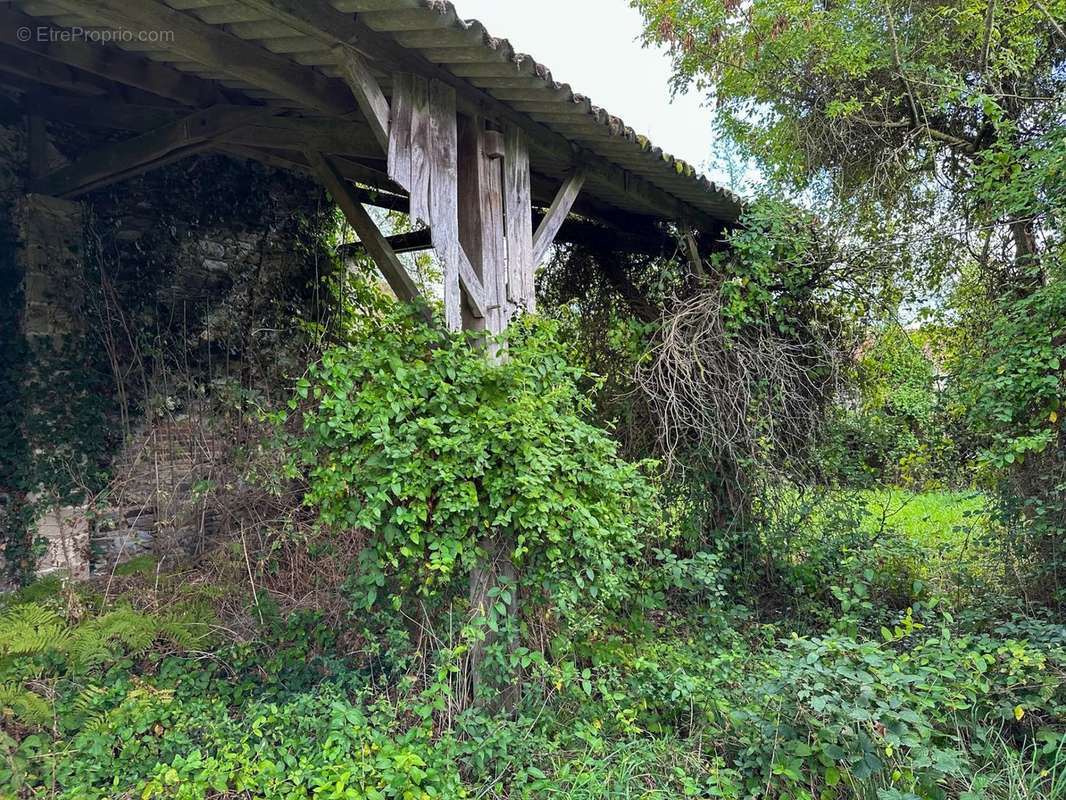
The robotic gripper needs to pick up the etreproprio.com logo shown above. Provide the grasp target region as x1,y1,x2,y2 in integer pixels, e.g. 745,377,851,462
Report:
16,25,175,44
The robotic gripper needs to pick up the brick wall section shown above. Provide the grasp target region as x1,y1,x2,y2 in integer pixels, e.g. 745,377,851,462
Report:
93,412,224,570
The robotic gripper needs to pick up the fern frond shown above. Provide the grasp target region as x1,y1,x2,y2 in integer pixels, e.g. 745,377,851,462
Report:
0,682,51,727
0,602,69,658
70,684,107,717
67,606,160,667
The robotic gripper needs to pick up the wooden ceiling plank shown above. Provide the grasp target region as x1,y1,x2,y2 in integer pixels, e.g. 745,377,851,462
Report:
0,8,227,106
188,5,267,25
42,0,356,114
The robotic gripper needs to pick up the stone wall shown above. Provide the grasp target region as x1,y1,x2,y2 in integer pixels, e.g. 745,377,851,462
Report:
17,194,84,342
0,106,334,585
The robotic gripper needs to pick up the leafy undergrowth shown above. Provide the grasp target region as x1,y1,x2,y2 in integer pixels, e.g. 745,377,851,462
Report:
858,489,1001,600
2,561,1063,800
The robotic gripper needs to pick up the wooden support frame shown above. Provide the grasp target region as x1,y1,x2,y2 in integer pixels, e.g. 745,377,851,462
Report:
214,0,719,229
337,48,390,152
32,105,271,197
682,227,707,280
532,168,586,266
340,214,679,260
304,149,424,312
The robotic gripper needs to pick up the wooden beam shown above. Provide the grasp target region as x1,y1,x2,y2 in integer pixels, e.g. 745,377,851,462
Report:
340,214,682,259
532,169,586,266
43,0,356,114
337,231,429,257
219,119,382,157
28,94,185,131
304,149,424,311
457,250,487,320
214,144,407,206
0,43,106,96
32,105,269,197
222,0,723,228
336,48,390,151
27,95,385,160
0,7,226,106
27,115,48,179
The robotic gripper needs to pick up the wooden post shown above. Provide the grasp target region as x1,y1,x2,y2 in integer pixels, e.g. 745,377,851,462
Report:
457,115,505,335
682,225,706,280
503,124,535,317
457,114,520,712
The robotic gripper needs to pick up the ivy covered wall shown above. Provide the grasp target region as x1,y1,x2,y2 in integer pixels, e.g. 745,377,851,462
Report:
0,106,337,586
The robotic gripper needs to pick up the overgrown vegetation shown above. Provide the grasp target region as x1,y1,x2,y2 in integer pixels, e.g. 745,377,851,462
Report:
4,275,1064,797
4,0,1065,795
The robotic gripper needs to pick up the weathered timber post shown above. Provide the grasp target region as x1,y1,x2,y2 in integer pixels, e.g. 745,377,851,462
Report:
457,113,521,711
313,56,585,713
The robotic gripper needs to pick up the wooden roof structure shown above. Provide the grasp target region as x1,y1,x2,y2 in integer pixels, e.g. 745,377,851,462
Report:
4,0,742,332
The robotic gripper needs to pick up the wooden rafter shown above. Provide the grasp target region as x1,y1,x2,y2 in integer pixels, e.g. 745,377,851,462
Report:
27,95,385,161
0,7,226,107
32,105,271,197
43,0,356,114
27,95,186,132
0,43,107,96
532,168,587,266
337,49,390,151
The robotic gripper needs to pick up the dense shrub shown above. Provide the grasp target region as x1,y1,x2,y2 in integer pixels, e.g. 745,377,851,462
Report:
950,280,1066,607
289,305,661,625
824,326,959,489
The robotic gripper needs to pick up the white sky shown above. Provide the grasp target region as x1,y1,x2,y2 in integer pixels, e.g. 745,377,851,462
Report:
454,0,732,187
